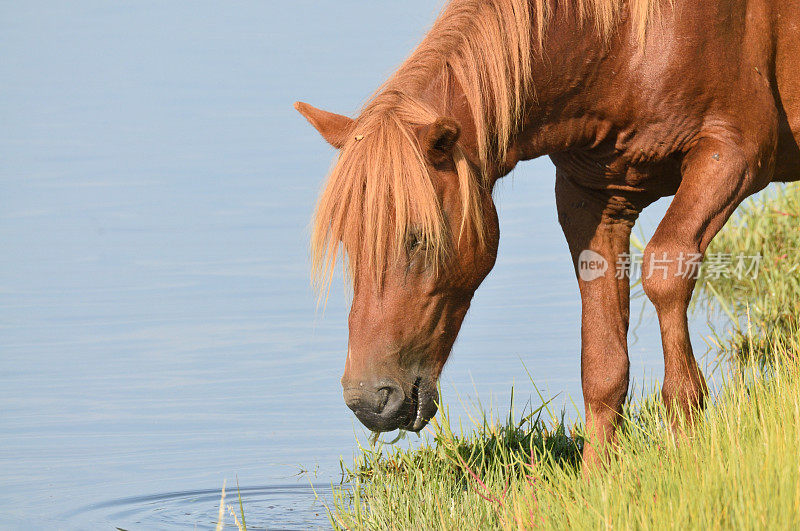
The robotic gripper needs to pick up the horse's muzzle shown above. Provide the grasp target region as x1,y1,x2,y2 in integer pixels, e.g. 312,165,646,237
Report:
342,377,438,432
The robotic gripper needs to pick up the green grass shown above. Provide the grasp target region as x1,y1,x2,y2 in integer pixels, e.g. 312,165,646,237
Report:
696,184,800,364
329,183,800,530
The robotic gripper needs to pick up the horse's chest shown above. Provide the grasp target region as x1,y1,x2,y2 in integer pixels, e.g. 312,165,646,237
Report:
551,140,683,196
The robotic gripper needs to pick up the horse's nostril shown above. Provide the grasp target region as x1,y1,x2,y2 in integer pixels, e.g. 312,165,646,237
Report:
342,380,407,432
376,387,391,413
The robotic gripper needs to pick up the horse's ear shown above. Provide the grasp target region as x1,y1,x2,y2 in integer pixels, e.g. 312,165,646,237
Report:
419,117,461,165
294,101,355,149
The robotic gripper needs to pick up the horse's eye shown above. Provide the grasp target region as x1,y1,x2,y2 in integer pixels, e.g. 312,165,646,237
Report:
406,232,424,253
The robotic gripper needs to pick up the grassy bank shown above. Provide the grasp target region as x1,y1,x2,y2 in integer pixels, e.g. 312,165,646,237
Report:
697,184,800,363
330,183,800,530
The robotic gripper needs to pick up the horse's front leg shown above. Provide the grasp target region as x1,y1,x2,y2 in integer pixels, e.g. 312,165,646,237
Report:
555,171,644,469
641,138,768,424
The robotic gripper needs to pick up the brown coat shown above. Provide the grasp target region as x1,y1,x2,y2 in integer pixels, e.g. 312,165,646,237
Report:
296,0,800,467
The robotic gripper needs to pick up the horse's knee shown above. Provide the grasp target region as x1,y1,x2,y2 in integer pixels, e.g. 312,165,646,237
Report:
582,351,629,414
641,242,696,312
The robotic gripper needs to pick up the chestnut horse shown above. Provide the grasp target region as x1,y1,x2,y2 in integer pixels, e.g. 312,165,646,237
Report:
296,0,800,467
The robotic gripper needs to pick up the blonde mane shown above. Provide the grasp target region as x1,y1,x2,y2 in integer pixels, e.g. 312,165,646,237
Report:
311,0,659,293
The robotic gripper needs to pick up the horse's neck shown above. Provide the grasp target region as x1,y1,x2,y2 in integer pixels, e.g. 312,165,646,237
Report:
394,1,617,181
422,20,608,181
504,20,613,170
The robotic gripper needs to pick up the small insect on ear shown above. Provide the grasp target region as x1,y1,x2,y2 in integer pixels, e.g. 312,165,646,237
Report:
294,101,355,150
419,117,461,165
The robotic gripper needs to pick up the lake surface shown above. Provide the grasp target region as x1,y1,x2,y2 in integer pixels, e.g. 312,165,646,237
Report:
0,2,725,529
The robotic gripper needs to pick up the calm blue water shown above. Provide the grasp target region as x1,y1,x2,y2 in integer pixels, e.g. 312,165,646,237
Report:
0,2,724,529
